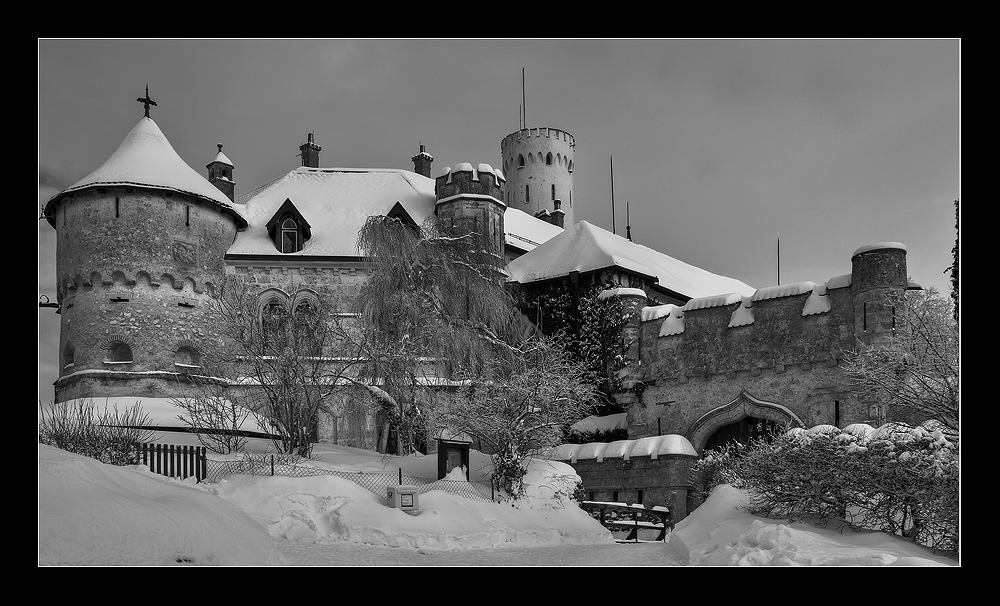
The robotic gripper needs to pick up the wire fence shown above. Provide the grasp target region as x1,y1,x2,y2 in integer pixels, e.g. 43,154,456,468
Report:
206,455,509,503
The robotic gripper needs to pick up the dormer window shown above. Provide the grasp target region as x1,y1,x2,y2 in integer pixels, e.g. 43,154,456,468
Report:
281,218,299,253
265,198,311,254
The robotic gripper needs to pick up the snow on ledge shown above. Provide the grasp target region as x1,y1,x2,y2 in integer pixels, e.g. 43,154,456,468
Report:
728,296,755,327
659,306,685,336
802,283,831,316
548,435,697,463
598,287,647,300
641,304,674,322
684,292,743,311
852,242,906,257
826,274,852,290
752,281,817,302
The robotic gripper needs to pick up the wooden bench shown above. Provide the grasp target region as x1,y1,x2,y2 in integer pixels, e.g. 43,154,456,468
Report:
582,501,673,543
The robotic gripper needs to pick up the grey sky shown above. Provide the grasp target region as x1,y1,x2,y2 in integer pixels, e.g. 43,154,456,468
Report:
37,39,961,402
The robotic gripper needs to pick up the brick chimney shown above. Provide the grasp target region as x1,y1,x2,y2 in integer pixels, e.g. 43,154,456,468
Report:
299,132,321,168
411,144,433,177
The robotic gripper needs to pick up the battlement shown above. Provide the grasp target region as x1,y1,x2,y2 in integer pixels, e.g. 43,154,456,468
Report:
501,127,576,151
435,163,506,202
61,270,217,300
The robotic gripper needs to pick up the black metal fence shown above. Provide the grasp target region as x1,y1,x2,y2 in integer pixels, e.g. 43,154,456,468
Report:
205,454,508,503
139,443,207,482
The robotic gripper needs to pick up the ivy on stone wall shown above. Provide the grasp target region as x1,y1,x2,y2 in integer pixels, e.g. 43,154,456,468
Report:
515,281,628,415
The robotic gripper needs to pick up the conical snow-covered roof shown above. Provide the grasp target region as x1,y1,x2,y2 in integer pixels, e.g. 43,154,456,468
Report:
44,117,245,227
505,221,755,300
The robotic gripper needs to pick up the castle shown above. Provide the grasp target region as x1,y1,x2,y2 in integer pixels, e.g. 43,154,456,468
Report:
42,94,918,461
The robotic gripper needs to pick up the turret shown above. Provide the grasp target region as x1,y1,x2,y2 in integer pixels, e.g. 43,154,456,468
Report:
206,144,235,201
434,163,507,258
42,95,245,403
850,242,909,346
501,127,575,226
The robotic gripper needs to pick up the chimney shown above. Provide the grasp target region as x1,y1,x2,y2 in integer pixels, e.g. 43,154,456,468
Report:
299,132,321,168
551,199,565,228
411,143,434,178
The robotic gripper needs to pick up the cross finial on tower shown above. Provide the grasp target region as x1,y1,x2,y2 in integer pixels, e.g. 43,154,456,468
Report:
137,85,157,118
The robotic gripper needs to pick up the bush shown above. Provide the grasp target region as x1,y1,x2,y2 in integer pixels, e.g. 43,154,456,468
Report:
693,424,959,555
38,400,155,466
564,426,628,444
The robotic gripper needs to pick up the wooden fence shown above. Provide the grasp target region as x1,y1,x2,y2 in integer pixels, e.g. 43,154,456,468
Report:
139,443,207,482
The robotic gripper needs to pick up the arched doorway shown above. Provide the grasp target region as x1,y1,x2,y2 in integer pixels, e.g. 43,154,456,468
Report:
686,390,804,454
703,415,782,452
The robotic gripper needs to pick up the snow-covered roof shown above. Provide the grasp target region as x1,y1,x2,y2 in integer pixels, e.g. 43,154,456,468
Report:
547,434,698,462
230,167,437,257
503,208,564,253
853,242,906,257
505,221,755,300
45,117,245,228
210,149,234,167
230,167,560,258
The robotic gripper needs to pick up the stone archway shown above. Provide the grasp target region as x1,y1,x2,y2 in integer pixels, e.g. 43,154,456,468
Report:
686,390,804,454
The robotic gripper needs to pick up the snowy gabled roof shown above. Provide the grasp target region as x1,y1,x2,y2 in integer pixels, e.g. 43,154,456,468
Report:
503,207,564,254
505,221,755,299
229,167,438,257
230,166,565,259
44,117,245,228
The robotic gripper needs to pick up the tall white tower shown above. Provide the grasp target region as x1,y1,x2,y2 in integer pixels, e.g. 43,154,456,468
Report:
500,127,575,227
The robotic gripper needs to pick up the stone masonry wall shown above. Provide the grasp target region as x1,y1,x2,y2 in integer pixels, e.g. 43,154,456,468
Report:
565,454,698,521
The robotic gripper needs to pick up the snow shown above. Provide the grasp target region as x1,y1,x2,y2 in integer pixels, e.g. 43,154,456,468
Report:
597,287,647,300
658,305,685,336
38,438,958,566
802,283,832,316
45,117,243,225
753,281,818,302
505,221,756,300
548,434,698,463
728,296,755,328
570,412,627,434
503,208,564,254
853,242,907,257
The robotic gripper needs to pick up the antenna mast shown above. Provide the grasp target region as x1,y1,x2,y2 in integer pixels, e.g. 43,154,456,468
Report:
522,68,526,129
626,202,632,242
610,155,616,235
777,238,781,286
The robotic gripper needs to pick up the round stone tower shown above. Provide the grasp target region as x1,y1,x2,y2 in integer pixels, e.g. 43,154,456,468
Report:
501,127,575,226
43,111,247,403
850,242,909,347
434,162,507,258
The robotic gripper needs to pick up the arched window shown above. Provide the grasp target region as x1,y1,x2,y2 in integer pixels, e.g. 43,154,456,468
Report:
294,300,321,355
107,342,133,363
281,218,299,253
517,154,525,168
546,152,553,165
260,295,290,349
175,346,201,367
63,342,75,368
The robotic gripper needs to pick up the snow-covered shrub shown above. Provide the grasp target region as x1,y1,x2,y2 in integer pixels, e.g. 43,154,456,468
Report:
694,425,959,554
38,399,155,466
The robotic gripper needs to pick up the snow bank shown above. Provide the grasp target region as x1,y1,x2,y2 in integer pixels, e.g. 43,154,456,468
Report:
38,444,284,565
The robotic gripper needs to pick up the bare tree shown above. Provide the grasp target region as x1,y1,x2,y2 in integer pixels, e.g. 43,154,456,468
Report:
842,287,959,434
355,216,531,454
356,215,598,491
430,338,600,498
208,276,368,457
171,375,252,454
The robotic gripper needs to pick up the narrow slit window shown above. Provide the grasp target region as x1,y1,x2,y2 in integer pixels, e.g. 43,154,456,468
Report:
115,197,120,218
185,205,190,227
